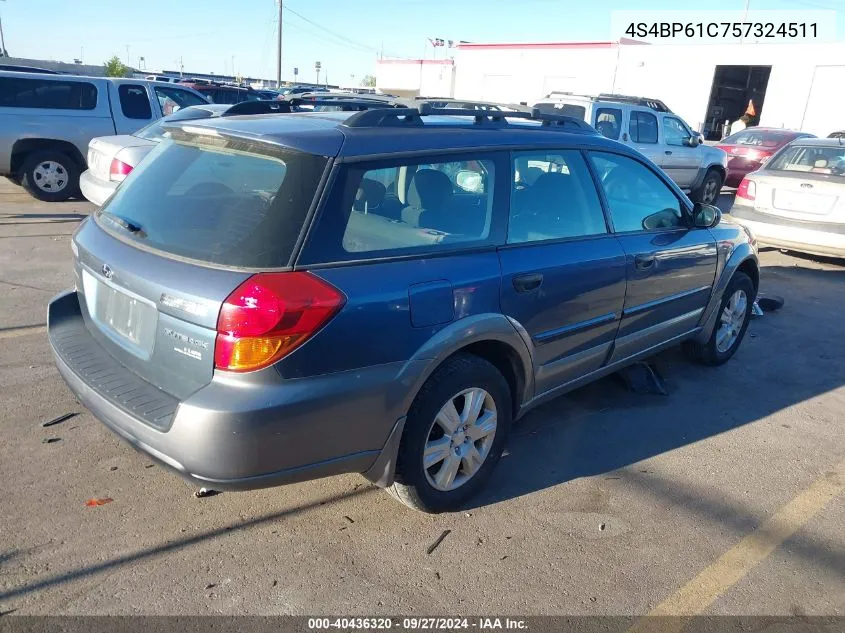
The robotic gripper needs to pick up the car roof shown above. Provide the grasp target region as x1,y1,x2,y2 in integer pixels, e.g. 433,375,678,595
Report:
176,109,629,159
780,137,845,147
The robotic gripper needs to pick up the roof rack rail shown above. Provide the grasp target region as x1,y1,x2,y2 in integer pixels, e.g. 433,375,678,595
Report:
343,103,597,132
222,100,293,116
413,98,528,112
595,93,672,112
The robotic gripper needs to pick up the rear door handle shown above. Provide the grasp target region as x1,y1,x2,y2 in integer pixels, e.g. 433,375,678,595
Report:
635,254,656,270
665,150,673,155
512,273,543,293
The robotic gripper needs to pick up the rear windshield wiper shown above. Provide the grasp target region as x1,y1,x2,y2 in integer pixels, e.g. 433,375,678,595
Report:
100,211,146,238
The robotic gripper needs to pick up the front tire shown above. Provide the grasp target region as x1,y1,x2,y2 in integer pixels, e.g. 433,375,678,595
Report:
686,272,755,366
21,150,80,202
692,168,723,205
388,354,512,513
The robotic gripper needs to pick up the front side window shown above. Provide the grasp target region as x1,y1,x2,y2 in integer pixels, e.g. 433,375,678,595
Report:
630,111,658,144
663,117,692,147
589,152,684,232
594,108,622,140
154,86,208,116
303,155,499,262
509,150,607,243
0,77,97,110
118,84,152,119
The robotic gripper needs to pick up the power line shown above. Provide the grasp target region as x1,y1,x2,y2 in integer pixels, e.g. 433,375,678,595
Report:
283,5,380,53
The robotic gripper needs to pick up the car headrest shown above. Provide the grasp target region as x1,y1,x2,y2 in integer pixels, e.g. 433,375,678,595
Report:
354,178,387,212
531,172,577,207
407,169,453,210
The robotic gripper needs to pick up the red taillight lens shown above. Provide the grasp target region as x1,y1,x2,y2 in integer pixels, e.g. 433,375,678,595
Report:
214,272,345,373
737,178,756,201
745,149,774,163
109,158,133,182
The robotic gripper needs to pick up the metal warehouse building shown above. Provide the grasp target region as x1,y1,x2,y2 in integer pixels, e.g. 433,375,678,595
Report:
376,39,845,138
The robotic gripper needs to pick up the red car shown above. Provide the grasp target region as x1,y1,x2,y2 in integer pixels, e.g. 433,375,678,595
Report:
718,128,815,187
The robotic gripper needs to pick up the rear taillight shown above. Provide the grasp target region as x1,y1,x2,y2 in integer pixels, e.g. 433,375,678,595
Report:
737,178,756,201
214,272,345,373
109,158,133,182
746,149,774,163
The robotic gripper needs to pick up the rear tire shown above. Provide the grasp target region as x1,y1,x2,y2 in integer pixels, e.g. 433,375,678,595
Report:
21,150,80,202
388,354,512,513
692,168,723,205
685,272,755,366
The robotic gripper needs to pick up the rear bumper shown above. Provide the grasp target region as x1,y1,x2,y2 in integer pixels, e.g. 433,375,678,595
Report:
48,290,412,490
79,170,117,207
730,204,845,258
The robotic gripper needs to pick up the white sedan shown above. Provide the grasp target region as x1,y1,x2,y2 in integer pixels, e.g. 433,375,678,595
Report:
730,138,845,259
79,104,229,206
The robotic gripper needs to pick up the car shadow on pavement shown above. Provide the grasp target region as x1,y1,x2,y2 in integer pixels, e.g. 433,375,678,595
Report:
0,487,375,603
471,265,845,516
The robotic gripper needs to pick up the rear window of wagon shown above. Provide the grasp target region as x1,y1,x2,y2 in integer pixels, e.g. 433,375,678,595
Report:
95,136,328,268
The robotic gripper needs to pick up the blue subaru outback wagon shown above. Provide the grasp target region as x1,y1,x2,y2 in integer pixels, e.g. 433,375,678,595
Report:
48,103,758,512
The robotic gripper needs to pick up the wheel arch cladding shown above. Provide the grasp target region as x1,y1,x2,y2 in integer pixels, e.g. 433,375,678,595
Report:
737,257,759,293
12,139,86,175
695,244,758,343
403,314,534,419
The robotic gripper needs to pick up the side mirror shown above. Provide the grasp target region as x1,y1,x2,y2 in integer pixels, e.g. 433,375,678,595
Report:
693,202,721,228
455,170,483,193
683,135,701,147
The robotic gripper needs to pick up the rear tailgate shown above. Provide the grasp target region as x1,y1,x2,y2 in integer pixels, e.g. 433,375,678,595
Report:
71,126,337,401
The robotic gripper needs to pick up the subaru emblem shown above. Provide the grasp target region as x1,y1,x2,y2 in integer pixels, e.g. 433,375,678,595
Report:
800,183,813,189
102,264,114,280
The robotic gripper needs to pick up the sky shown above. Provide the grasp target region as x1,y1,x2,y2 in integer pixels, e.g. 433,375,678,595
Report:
1,0,843,85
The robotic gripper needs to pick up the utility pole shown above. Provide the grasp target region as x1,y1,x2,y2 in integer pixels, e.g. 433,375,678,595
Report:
0,0,7,58
276,0,283,88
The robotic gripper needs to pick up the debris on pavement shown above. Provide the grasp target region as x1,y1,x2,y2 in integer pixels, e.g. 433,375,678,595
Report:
426,529,451,555
41,437,61,444
343,515,355,524
84,498,113,507
758,294,785,312
205,583,216,590
194,488,220,498
41,412,77,428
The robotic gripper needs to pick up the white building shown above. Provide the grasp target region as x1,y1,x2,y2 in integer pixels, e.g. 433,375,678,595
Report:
376,39,845,138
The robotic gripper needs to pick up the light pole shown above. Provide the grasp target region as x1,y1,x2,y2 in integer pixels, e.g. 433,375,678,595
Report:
276,0,283,88
0,0,7,58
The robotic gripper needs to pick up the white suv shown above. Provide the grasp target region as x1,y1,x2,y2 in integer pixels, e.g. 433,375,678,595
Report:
533,93,728,204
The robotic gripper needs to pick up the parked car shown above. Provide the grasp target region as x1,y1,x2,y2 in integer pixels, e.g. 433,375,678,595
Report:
177,81,260,105
716,127,815,187
828,131,845,140
532,92,728,204
80,104,230,206
730,138,845,258
48,105,758,513
0,64,60,74
0,71,209,201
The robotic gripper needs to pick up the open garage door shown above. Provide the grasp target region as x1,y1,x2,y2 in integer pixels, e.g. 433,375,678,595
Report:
801,66,845,138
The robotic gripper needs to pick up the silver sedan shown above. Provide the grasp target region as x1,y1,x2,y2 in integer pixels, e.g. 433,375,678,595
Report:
730,137,845,258
79,104,229,206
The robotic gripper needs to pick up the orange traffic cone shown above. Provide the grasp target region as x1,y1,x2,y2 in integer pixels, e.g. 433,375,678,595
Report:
745,99,757,117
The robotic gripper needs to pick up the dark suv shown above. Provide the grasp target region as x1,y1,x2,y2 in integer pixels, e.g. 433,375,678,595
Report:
48,105,759,512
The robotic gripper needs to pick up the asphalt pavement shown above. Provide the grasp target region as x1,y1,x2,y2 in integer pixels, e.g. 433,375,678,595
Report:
0,180,842,616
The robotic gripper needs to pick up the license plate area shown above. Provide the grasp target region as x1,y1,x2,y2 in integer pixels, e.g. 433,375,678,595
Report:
773,189,834,215
81,269,158,358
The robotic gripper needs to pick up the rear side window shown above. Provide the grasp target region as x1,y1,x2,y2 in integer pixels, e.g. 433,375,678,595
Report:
302,155,501,263
96,138,328,268
0,77,97,110
118,84,152,119
594,108,622,140
510,150,607,243
630,111,658,144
